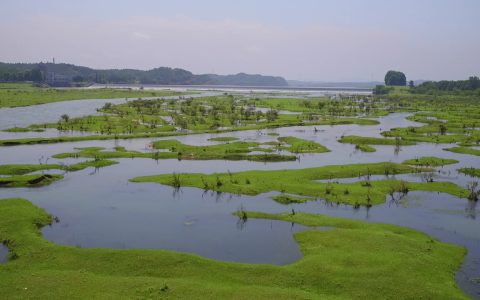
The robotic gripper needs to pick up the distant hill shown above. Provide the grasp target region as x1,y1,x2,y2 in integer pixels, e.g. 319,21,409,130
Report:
0,62,288,87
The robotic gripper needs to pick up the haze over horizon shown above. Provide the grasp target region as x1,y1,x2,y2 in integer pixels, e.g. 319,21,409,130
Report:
1,0,479,82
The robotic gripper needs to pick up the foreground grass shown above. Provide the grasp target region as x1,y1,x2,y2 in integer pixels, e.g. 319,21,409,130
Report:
0,198,468,299
402,156,459,167
130,162,470,206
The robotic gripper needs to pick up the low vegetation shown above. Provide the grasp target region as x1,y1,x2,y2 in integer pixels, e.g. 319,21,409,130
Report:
0,159,118,188
458,168,480,178
131,162,470,206
0,198,468,299
0,83,184,108
402,156,459,167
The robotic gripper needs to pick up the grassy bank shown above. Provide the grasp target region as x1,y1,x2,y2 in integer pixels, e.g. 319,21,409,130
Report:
0,198,467,299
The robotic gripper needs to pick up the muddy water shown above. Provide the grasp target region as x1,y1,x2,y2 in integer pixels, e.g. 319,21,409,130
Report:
0,103,479,296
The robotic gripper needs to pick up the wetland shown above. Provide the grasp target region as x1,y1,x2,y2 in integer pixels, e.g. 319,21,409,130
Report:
0,83,479,298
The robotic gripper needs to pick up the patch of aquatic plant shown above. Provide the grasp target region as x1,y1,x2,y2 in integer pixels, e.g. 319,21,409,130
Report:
0,164,64,175
458,168,480,178
152,139,296,161
0,159,118,179
0,198,468,299
444,146,480,156
131,162,469,206
0,174,63,188
271,194,315,204
339,135,415,146
207,137,240,142
402,156,459,167
53,141,297,162
354,144,376,152
2,94,381,145
276,136,330,153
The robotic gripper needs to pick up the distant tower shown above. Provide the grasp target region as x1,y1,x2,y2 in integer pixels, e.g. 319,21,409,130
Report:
53,57,55,64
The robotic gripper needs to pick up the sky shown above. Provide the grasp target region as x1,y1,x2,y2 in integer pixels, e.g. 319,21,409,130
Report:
0,0,479,81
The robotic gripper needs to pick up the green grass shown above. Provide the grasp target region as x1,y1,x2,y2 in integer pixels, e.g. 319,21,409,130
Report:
0,174,63,187
1,94,381,145
402,156,459,167
0,87,185,108
0,164,63,175
131,162,469,206
277,136,330,153
0,160,118,187
52,141,298,162
380,110,480,145
339,135,415,146
354,144,376,152
444,146,480,156
271,194,315,204
0,198,468,299
63,160,118,172
207,137,240,142
458,168,480,178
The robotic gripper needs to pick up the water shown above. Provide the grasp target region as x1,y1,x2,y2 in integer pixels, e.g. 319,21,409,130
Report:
0,97,479,296
0,244,8,264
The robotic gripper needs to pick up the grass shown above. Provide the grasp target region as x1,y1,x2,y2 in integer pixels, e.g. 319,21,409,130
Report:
277,136,330,153
0,164,63,175
271,194,315,204
52,141,298,162
402,156,459,167
339,135,415,146
0,86,185,108
0,174,63,187
131,162,470,206
458,168,480,178
207,137,240,142
0,198,468,299
354,144,376,152
444,146,480,156
0,159,118,188
1,94,381,146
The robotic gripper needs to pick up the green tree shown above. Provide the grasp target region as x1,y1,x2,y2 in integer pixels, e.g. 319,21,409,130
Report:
384,70,406,86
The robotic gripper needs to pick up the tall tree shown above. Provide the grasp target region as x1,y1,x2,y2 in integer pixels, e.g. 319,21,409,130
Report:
384,70,406,86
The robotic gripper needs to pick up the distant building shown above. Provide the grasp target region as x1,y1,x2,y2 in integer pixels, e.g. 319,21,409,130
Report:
46,71,71,87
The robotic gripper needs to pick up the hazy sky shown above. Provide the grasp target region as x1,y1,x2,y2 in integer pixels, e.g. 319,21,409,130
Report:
1,0,479,81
